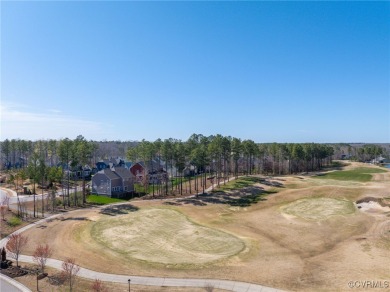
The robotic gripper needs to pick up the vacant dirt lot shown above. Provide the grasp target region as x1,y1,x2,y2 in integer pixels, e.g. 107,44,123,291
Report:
20,162,390,291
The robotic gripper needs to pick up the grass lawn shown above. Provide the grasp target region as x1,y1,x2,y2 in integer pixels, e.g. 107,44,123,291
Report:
86,195,126,205
211,176,277,207
315,167,387,182
215,176,263,191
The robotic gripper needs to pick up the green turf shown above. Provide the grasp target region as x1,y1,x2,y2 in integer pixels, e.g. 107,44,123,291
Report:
216,176,263,191
86,195,126,205
315,167,387,182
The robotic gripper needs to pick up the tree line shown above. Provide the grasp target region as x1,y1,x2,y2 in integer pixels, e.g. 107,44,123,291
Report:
2,135,387,201
335,144,386,162
0,137,101,169
126,134,336,197
2,136,98,218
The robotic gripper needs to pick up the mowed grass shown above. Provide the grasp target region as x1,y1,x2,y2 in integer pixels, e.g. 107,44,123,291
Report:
315,167,387,182
216,176,263,191
86,195,126,205
212,176,276,207
91,208,245,266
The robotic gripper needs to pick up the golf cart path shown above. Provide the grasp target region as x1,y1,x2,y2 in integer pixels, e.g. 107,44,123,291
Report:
17,254,286,292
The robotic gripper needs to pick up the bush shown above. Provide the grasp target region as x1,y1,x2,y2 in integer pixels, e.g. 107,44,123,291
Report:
8,216,22,227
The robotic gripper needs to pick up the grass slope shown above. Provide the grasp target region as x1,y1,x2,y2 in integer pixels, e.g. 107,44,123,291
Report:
315,167,387,182
216,176,264,191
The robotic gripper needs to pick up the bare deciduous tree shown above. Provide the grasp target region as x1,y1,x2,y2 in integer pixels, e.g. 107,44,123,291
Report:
6,233,29,267
19,198,28,219
61,257,80,292
0,205,7,220
33,243,52,273
91,279,109,292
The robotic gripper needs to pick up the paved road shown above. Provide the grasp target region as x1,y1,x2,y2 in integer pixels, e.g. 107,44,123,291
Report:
0,274,31,292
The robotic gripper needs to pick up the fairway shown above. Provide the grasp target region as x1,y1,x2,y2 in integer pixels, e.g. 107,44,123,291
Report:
281,197,356,220
314,167,387,182
91,208,245,266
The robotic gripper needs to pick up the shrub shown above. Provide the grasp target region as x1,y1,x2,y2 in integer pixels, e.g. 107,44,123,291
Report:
8,216,22,227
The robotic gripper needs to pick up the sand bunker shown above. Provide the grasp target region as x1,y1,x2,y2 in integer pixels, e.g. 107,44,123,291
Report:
281,198,355,220
355,197,390,213
91,208,245,265
356,201,390,213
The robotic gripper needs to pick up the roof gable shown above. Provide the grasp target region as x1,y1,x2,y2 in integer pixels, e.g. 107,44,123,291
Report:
112,167,133,179
102,168,121,180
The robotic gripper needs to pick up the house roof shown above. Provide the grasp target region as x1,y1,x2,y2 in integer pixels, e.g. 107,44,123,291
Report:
137,160,163,170
112,167,133,179
101,168,121,180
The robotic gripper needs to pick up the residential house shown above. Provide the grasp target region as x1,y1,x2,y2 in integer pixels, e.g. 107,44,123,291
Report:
111,167,134,193
130,162,144,183
96,161,109,171
130,161,167,184
91,168,134,197
82,165,92,178
96,157,125,171
183,165,196,177
124,161,133,170
371,156,387,164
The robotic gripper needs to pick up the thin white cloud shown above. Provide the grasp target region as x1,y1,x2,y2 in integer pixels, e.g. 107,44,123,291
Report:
0,103,112,140
47,109,62,114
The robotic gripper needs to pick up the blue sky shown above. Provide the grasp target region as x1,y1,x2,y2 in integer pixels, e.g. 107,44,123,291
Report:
1,1,389,143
